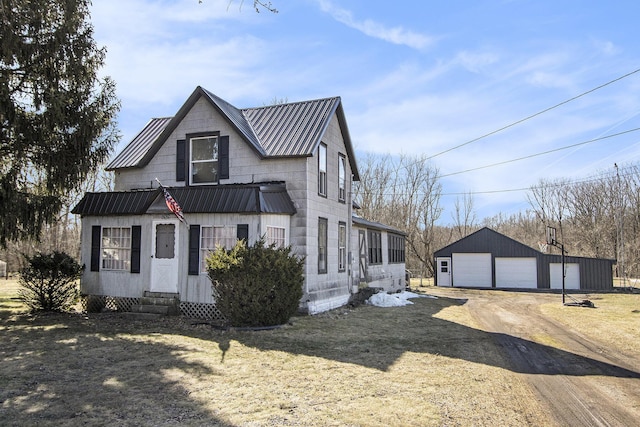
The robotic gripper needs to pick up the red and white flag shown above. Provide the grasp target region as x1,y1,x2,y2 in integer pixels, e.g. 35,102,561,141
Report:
156,179,187,224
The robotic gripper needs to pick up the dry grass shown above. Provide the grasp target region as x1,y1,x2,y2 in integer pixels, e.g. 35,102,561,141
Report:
1,279,552,426
540,291,640,356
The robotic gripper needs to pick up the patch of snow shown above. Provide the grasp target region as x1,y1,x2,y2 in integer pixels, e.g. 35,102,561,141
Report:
366,291,437,308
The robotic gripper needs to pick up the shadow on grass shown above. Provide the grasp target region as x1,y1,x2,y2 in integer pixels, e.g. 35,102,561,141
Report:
2,294,638,425
0,307,233,426
229,295,640,378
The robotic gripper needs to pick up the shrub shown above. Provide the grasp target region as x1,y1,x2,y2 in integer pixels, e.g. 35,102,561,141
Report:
18,251,83,312
207,239,304,327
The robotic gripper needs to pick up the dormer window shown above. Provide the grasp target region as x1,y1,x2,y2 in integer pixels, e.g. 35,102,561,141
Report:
190,136,218,184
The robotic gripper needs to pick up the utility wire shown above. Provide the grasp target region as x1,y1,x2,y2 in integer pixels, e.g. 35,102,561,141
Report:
440,127,640,178
426,67,640,160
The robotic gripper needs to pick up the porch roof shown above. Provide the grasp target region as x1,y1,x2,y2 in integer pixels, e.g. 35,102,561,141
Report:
72,182,296,216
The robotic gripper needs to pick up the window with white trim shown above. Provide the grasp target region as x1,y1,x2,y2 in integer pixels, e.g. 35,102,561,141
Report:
200,226,236,272
388,233,405,263
318,218,327,274
102,227,131,270
338,154,346,202
266,226,286,248
190,136,218,184
318,143,327,197
367,229,383,265
338,222,346,271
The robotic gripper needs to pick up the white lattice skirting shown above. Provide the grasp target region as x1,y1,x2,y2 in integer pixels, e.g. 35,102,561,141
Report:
82,295,225,321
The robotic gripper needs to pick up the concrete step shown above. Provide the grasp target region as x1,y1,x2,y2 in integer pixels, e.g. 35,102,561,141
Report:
144,291,180,299
132,304,171,315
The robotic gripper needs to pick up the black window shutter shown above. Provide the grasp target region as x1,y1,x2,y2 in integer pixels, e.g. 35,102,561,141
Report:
237,224,249,242
90,226,101,271
188,224,200,275
176,139,186,182
131,225,141,273
219,135,229,180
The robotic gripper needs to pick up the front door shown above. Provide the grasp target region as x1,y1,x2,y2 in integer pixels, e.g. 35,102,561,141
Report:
436,257,452,287
150,220,179,293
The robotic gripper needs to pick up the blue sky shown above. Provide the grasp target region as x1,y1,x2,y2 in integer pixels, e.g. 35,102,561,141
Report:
89,0,640,224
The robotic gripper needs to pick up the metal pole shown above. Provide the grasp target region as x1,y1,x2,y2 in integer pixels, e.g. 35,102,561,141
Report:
561,243,565,305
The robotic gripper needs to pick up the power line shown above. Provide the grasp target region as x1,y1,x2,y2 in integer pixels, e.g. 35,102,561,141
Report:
426,67,640,160
440,127,640,178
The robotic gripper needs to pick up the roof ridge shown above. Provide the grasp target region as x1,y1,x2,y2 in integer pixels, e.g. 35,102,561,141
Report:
241,96,341,111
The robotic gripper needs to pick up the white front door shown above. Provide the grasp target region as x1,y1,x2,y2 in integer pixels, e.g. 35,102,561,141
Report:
150,220,179,293
436,257,452,287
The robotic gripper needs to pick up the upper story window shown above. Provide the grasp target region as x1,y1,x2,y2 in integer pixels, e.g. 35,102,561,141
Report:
190,136,218,185
338,154,346,202
318,143,327,197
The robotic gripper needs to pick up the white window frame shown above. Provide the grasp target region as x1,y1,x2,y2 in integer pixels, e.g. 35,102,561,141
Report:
101,227,131,271
266,226,286,248
318,217,328,274
200,225,236,273
190,135,219,185
338,154,346,202
338,222,346,271
318,143,327,197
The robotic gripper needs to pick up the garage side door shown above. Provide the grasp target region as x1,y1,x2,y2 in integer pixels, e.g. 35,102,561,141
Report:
550,263,580,289
452,253,492,287
495,257,537,289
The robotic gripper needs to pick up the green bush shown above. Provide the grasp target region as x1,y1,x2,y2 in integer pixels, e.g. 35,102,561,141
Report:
207,239,304,327
18,251,83,312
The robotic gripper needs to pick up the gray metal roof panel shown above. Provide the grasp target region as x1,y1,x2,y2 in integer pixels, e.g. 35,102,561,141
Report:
105,87,359,180
106,118,172,170
352,215,406,235
242,97,340,157
71,190,158,215
72,183,296,216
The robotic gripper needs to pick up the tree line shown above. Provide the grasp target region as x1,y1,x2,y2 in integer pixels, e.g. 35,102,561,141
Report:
354,155,640,280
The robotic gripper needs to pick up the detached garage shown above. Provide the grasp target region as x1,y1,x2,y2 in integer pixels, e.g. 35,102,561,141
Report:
434,227,615,291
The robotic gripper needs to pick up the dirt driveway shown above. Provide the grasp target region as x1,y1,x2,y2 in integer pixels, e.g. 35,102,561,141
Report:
427,288,640,427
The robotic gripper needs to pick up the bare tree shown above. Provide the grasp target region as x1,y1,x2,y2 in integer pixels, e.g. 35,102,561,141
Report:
353,153,443,277
452,192,477,239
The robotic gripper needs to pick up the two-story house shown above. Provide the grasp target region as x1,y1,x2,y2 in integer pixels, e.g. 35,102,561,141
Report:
72,87,405,318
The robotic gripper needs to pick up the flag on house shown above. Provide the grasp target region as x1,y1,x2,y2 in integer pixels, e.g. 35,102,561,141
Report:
157,179,186,224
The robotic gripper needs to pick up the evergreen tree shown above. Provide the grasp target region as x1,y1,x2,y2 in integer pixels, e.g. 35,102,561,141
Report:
0,0,120,245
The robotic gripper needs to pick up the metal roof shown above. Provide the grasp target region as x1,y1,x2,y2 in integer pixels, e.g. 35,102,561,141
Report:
352,215,406,235
72,183,296,216
106,87,359,179
71,190,158,216
242,97,340,157
106,118,172,170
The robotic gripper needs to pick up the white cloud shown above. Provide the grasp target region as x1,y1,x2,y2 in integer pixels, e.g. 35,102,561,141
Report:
315,0,435,50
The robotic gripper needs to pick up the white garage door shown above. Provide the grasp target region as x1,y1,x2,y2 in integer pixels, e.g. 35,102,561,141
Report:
452,253,492,287
550,263,580,289
495,258,537,289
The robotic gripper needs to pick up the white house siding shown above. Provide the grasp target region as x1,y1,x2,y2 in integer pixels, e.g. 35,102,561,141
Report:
108,98,355,314
350,224,405,293
80,215,156,298
299,115,353,314
182,212,265,305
